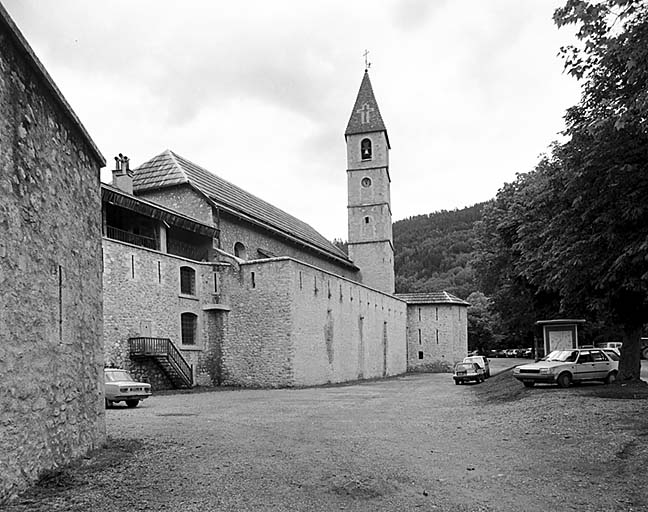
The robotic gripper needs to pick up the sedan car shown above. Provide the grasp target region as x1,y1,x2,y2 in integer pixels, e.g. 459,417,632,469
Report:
513,348,618,388
104,368,152,408
453,362,485,384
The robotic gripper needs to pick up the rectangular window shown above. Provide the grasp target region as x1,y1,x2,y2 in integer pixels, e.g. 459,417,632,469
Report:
436,329,439,344
158,261,161,284
213,272,219,293
418,351,424,359
181,313,197,345
418,307,421,321
180,267,196,295
418,329,422,345
435,307,438,321
251,271,256,288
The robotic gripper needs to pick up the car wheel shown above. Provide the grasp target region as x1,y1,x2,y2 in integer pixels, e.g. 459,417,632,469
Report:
605,371,618,385
557,372,572,388
523,381,535,388
125,399,140,408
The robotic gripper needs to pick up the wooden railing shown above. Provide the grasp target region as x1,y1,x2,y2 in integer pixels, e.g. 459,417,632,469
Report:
106,226,157,250
129,337,193,387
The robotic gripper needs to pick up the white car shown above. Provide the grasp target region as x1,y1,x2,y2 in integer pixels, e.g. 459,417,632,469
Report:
463,356,490,378
513,348,618,388
104,368,152,408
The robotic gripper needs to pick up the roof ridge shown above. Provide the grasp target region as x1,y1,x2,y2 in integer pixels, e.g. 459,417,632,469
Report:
166,149,187,179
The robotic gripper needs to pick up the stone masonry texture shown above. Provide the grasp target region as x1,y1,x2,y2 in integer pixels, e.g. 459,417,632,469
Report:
138,185,359,279
0,17,105,504
405,303,468,372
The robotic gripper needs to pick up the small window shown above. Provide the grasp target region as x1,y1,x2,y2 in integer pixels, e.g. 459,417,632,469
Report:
418,351,424,360
361,138,372,160
180,266,196,295
234,242,246,259
361,177,372,188
181,313,197,345
364,216,370,224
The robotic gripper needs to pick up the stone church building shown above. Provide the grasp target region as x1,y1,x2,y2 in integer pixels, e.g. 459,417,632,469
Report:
102,71,468,388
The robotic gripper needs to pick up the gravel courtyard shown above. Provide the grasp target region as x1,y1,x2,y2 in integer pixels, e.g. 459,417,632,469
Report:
7,364,648,512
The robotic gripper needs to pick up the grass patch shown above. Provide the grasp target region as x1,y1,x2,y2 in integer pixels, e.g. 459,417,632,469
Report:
589,379,648,400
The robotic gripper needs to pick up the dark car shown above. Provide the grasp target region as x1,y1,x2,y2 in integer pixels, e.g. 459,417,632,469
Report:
453,362,485,384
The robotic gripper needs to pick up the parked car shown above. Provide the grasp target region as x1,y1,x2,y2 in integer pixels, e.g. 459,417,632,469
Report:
600,348,620,361
642,338,648,359
453,362,485,384
463,355,490,378
505,349,518,358
595,342,623,351
512,348,618,388
104,368,152,408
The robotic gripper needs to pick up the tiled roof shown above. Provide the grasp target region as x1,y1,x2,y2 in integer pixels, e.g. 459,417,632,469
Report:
394,292,470,306
132,150,354,267
345,70,390,148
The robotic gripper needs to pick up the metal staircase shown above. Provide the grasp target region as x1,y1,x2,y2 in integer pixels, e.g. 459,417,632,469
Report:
129,337,193,388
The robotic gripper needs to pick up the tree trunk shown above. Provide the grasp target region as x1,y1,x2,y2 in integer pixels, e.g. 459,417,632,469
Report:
618,324,642,381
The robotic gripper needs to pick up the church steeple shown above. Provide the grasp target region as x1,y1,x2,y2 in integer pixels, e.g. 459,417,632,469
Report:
345,71,390,149
345,70,395,294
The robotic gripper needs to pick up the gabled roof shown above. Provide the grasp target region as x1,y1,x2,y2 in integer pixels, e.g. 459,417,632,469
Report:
0,4,104,166
395,292,470,306
345,70,390,148
132,150,355,268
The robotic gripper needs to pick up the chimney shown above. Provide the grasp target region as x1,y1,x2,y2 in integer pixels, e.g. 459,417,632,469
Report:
112,153,133,194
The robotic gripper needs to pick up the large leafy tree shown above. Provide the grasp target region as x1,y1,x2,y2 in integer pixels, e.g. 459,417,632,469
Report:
549,0,648,379
477,0,648,380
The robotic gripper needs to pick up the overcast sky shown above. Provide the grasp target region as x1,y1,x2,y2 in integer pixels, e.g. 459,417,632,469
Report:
4,0,582,240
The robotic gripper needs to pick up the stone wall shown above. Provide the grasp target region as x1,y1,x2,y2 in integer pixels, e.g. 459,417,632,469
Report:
138,185,359,279
221,258,407,387
406,304,468,372
102,238,228,387
0,11,105,503
290,260,407,385
220,258,295,387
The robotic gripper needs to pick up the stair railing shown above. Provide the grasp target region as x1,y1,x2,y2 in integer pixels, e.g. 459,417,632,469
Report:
129,337,193,387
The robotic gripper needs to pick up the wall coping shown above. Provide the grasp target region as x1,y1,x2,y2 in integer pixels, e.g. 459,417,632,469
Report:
240,256,406,305
102,237,231,268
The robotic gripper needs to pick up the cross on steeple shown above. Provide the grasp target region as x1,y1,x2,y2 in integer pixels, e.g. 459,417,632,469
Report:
363,49,371,71
357,102,374,124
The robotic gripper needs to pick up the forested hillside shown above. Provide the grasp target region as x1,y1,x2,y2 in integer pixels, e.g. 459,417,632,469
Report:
393,203,487,298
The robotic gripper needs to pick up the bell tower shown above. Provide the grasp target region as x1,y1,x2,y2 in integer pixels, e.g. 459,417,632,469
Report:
345,70,394,294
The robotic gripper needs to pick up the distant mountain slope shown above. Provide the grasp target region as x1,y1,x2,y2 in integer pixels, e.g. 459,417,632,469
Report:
393,203,487,298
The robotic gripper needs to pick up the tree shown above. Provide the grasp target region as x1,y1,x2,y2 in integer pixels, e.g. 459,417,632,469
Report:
547,0,648,380
466,292,497,354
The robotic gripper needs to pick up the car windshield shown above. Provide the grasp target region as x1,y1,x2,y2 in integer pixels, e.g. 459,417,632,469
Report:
455,364,473,371
544,350,578,362
105,370,133,382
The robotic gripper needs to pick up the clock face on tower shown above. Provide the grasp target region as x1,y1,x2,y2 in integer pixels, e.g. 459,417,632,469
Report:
361,177,372,188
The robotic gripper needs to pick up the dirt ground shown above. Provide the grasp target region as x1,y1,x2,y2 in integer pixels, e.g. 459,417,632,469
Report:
5,362,648,512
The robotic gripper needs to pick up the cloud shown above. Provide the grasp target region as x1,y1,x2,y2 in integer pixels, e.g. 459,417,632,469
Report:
392,0,447,31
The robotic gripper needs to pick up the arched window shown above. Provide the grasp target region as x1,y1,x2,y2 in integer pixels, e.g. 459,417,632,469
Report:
234,242,246,259
181,312,197,345
180,266,196,295
361,138,372,160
